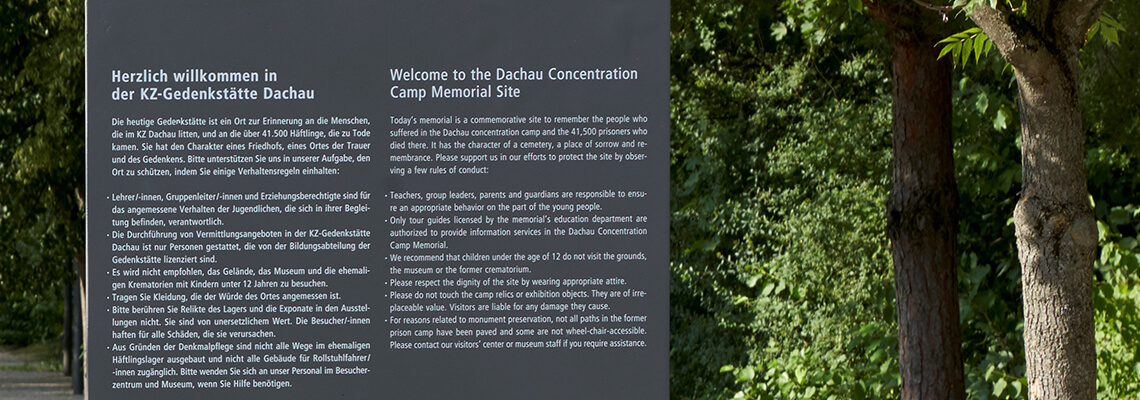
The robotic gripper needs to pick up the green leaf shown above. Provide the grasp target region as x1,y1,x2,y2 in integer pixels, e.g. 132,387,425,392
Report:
746,274,762,288
1120,237,1137,250
1124,254,1140,274
870,348,886,363
856,322,878,337
993,378,1007,396
938,42,956,60
961,36,975,66
1103,13,1125,31
800,20,815,34
772,22,788,41
973,32,987,63
1109,207,1131,226
975,92,990,114
992,107,1009,131
741,366,755,382
1100,283,1114,298
937,27,990,67
1088,13,1126,45
938,35,963,45
968,264,990,286
1103,26,1119,45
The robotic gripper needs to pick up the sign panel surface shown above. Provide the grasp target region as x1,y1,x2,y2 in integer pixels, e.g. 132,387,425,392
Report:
87,2,666,398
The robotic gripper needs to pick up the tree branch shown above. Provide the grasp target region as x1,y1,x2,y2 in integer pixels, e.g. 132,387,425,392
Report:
1054,0,1109,48
970,0,1108,74
910,0,956,13
968,4,1036,69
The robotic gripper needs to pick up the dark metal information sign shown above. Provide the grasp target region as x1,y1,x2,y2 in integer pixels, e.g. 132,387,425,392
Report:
86,1,667,399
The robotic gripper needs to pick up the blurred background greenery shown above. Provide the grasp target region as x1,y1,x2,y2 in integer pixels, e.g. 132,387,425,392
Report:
0,0,84,354
670,1,1139,399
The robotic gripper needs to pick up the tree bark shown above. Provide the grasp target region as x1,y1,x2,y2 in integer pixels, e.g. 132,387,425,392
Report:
1013,63,1097,399
75,252,87,395
864,1,966,398
967,2,1104,398
887,29,965,400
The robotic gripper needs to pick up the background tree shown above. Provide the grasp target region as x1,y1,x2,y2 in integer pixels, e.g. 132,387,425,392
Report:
671,1,902,398
1078,2,1140,395
0,0,85,345
698,0,970,396
858,0,967,396
670,0,1140,399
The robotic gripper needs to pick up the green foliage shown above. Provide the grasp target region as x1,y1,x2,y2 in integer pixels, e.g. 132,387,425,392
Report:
1093,205,1140,397
1082,5,1140,396
935,4,1122,67
950,47,1028,399
1087,13,1125,46
671,1,898,398
937,28,994,67
671,0,1140,399
0,1,84,301
0,291,64,347
722,322,900,399
772,0,862,46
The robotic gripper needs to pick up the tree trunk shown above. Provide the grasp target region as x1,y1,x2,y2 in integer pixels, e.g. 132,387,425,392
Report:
887,27,965,400
865,1,966,398
1011,52,1098,400
62,282,72,376
967,2,1104,398
76,183,87,394
76,252,87,395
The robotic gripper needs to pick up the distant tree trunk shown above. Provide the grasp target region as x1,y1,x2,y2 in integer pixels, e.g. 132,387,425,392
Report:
864,1,965,398
886,29,966,400
74,253,86,395
969,3,1104,398
62,282,72,376
71,277,82,394
74,187,87,395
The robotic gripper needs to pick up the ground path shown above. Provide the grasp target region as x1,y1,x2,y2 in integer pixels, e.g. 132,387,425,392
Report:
0,346,79,400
